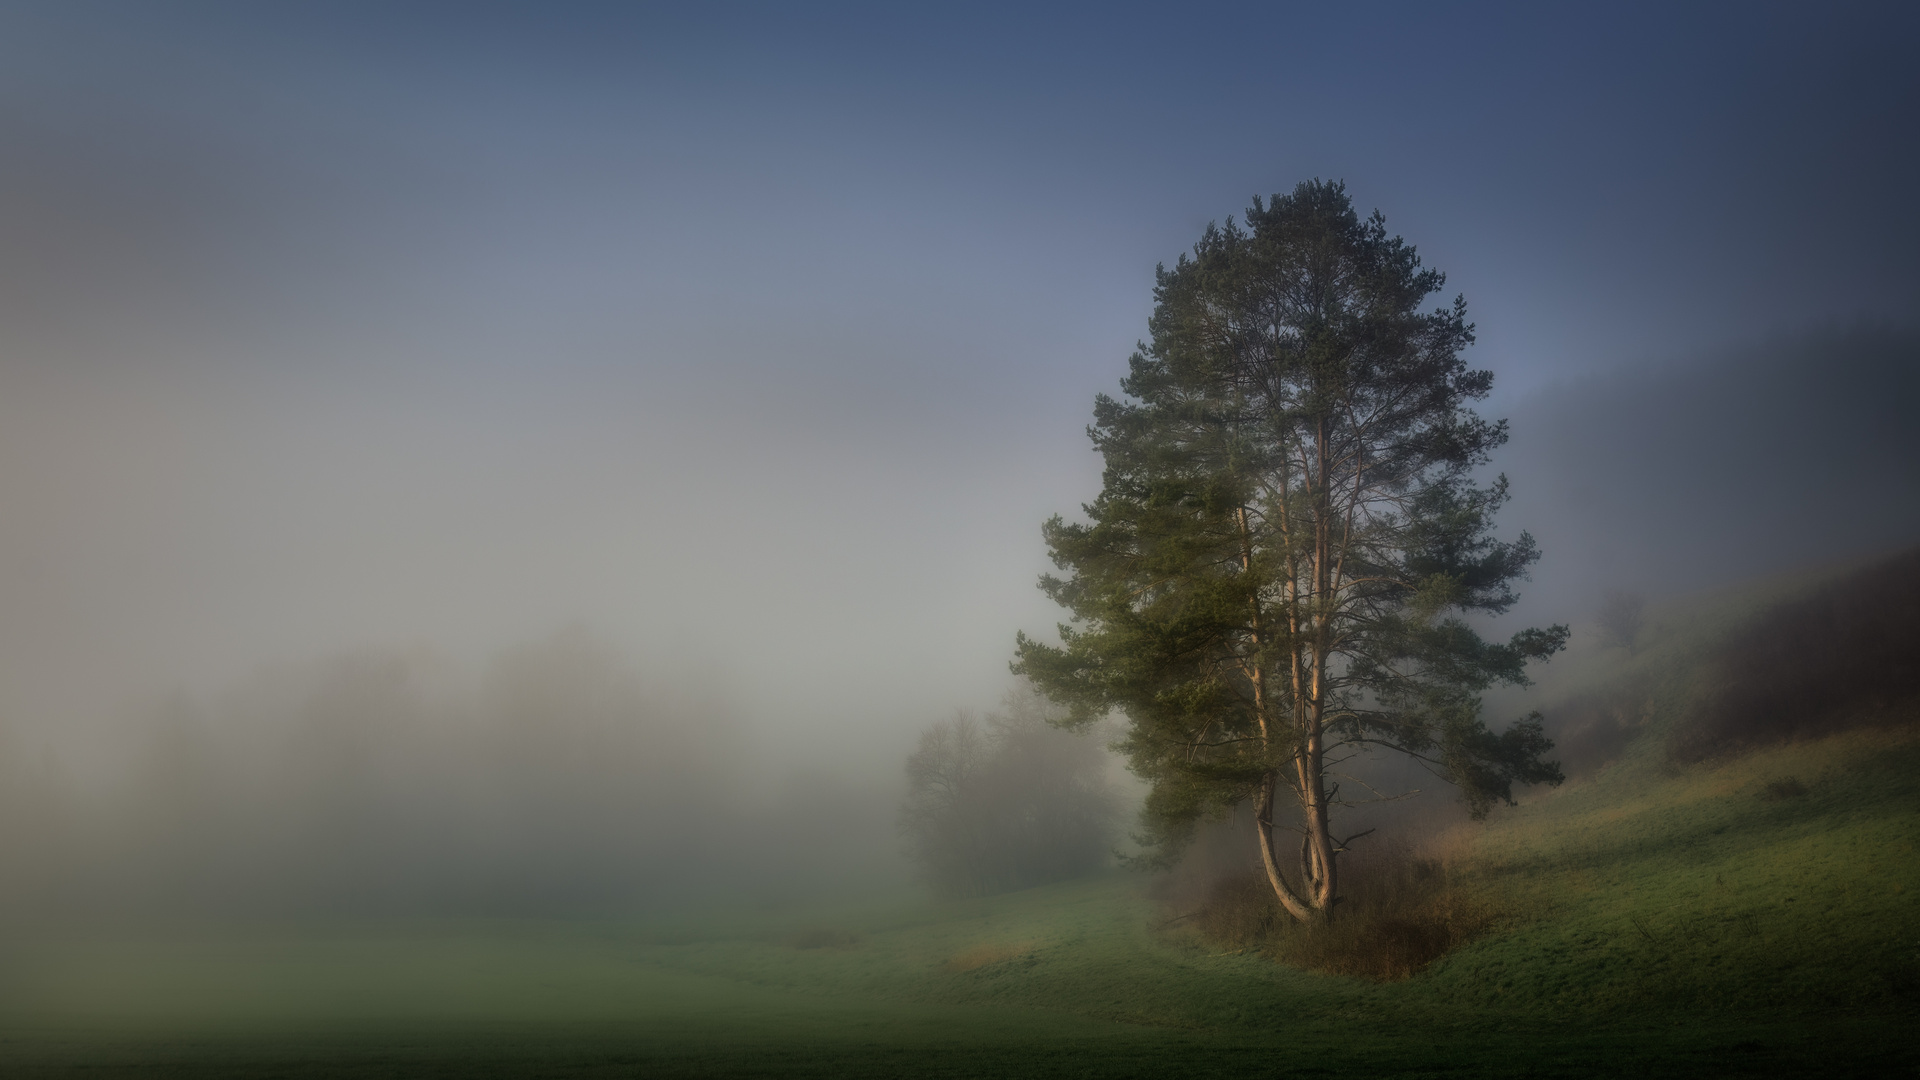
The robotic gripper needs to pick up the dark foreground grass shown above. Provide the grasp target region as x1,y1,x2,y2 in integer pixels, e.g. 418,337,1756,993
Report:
1185,848,1493,981
1,969,1911,1080
1,850,1912,1079
2,1017,1911,1079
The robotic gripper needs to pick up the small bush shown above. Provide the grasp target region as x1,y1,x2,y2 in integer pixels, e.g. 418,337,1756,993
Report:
1182,843,1491,981
1190,871,1284,950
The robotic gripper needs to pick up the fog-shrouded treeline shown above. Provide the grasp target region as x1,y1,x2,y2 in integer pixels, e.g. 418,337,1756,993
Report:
899,684,1124,898
0,628,899,920
1499,324,1920,625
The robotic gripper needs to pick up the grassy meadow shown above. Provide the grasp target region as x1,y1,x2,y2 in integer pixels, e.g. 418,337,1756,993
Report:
2,560,1916,1077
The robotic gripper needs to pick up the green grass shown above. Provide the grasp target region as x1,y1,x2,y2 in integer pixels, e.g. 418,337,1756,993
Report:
1424,727,1920,1013
2,564,1917,1077
0,867,1911,1077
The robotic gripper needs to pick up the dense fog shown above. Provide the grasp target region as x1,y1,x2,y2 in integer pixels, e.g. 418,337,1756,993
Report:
0,5,1914,921
1501,326,1920,626
0,628,906,918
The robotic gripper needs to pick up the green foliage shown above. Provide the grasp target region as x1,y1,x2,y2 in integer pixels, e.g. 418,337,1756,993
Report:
1016,180,1566,916
1189,847,1494,981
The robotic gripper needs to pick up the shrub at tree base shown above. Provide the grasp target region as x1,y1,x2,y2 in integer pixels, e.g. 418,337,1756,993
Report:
1181,845,1493,981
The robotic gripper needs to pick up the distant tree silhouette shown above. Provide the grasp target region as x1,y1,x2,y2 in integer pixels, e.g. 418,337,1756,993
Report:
1596,589,1647,654
899,684,1119,898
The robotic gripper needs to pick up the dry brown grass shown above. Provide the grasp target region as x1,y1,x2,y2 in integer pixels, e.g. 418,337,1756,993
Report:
945,940,1039,972
1182,842,1493,981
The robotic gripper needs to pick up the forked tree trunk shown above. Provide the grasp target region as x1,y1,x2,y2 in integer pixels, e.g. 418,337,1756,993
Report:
1255,768,1341,924
1251,418,1346,925
1255,772,1316,922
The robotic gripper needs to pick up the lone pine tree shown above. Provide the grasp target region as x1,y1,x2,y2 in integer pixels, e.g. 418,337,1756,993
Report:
1015,181,1566,924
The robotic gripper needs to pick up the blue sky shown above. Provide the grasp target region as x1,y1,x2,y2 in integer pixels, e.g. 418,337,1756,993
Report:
0,1,1914,765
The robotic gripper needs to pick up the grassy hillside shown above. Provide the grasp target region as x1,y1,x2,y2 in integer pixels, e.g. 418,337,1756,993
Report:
1341,546,1920,1014
1,556,1916,1077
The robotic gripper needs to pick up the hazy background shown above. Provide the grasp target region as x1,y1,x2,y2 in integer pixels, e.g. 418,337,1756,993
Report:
0,1,1915,914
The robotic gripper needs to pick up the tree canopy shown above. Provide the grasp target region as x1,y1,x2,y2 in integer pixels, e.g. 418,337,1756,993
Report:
1015,180,1566,923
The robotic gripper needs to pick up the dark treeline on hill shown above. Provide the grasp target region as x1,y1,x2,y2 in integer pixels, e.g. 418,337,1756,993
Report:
1537,545,1920,778
1669,545,1920,763
1502,326,1920,625
898,685,1121,898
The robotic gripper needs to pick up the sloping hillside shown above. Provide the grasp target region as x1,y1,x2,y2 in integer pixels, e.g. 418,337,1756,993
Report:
1412,545,1920,1014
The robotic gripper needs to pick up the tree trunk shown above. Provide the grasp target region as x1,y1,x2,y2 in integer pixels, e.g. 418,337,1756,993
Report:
1255,772,1315,922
